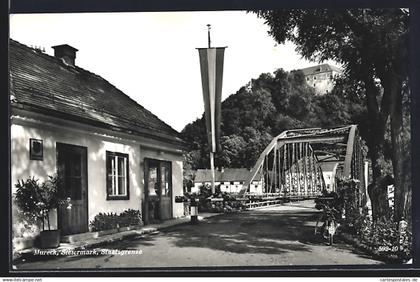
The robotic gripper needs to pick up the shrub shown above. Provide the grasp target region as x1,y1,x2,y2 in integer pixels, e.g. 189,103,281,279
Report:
201,191,245,213
14,175,60,231
89,212,119,232
119,209,142,227
332,178,412,262
182,184,245,213
315,190,342,211
357,217,412,262
334,183,412,262
90,209,143,231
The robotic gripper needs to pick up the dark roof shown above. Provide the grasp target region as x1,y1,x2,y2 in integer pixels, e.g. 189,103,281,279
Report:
195,168,261,183
9,39,186,148
299,64,342,76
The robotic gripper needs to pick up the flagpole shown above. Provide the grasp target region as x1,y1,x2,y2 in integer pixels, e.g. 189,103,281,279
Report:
207,24,216,194
207,24,211,49
210,152,215,194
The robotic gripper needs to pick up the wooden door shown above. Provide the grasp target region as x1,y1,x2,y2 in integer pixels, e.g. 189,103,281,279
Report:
143,159,172,225
57,143,88,235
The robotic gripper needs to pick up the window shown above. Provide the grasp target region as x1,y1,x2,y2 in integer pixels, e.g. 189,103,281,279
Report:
160,162,171,197
106,151,129,200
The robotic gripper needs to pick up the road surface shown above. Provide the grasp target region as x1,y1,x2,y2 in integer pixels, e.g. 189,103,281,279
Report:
14,200,382,269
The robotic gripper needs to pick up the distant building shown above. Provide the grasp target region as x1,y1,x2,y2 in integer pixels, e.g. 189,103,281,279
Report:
320,162,340,192
193,168,263,194
299,64,342,95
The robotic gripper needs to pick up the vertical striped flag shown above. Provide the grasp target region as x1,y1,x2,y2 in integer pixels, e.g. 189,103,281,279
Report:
197,47,226,153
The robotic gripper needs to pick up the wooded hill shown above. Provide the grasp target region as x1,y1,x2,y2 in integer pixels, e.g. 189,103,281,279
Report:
181,68,369,172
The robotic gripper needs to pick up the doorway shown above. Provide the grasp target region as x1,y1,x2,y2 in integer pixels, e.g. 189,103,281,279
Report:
143,158,172,225
56,143,88,235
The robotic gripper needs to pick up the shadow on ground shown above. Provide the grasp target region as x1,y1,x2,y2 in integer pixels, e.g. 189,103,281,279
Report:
14,202,383,268
111,205,329,255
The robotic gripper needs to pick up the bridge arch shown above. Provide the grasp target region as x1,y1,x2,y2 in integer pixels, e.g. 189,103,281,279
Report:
238,125,366,198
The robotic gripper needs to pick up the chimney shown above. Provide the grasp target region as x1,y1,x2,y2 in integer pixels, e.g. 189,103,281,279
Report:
52,44,78,66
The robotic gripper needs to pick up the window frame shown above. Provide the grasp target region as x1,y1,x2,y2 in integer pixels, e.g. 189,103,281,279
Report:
106,151,130,200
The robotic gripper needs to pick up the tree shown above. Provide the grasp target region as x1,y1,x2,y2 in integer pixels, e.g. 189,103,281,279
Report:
182,67,363,171
253,8,410,221
215,135,247,168
241,127,273,169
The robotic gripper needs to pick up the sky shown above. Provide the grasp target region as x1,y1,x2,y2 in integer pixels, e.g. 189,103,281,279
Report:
10,11,331,132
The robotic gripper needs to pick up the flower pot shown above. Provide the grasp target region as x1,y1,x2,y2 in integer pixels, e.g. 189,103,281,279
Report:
39,230,60,249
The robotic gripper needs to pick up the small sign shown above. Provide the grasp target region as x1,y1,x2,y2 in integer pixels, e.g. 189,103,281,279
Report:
175,196,188,203
29,138,43,160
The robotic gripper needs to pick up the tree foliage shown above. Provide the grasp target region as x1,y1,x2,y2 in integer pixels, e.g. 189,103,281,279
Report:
252,8,410,222
14,175,60,231
181,68,366,176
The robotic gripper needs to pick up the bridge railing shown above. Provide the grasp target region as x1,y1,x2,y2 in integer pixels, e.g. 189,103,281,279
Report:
238,125,363,199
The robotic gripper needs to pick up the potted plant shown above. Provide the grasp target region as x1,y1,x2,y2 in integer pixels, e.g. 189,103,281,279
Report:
14,175,61,248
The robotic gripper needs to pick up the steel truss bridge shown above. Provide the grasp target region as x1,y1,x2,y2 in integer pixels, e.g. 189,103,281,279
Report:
237,125,366,200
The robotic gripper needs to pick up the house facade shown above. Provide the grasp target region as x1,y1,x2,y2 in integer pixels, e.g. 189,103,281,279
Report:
320,162,340,192
10,40,187,241
299,64,342,95
193,168,263,194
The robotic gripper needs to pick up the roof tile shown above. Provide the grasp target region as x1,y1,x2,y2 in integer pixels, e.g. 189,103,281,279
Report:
10,39,186,147
298,63,342,76
195,168,261,183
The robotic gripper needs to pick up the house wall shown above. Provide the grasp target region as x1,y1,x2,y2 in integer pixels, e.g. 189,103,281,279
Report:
11,122,143,230
322,171,334,192
321,163,339,192
192,183,202,193
191,181,221,194
193,180,263,194
11,112,184,237
305,70,340,95
250,181,263,194
220,182,242,193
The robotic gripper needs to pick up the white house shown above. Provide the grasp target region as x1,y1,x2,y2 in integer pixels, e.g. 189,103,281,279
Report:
299,64,342,95
193,168,263,194
320,162,340,192
10,39,187,242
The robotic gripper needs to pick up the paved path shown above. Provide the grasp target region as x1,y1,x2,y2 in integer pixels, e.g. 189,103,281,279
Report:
14,201,382,269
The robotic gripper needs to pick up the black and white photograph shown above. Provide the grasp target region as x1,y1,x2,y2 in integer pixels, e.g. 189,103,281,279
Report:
7,7,415,273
